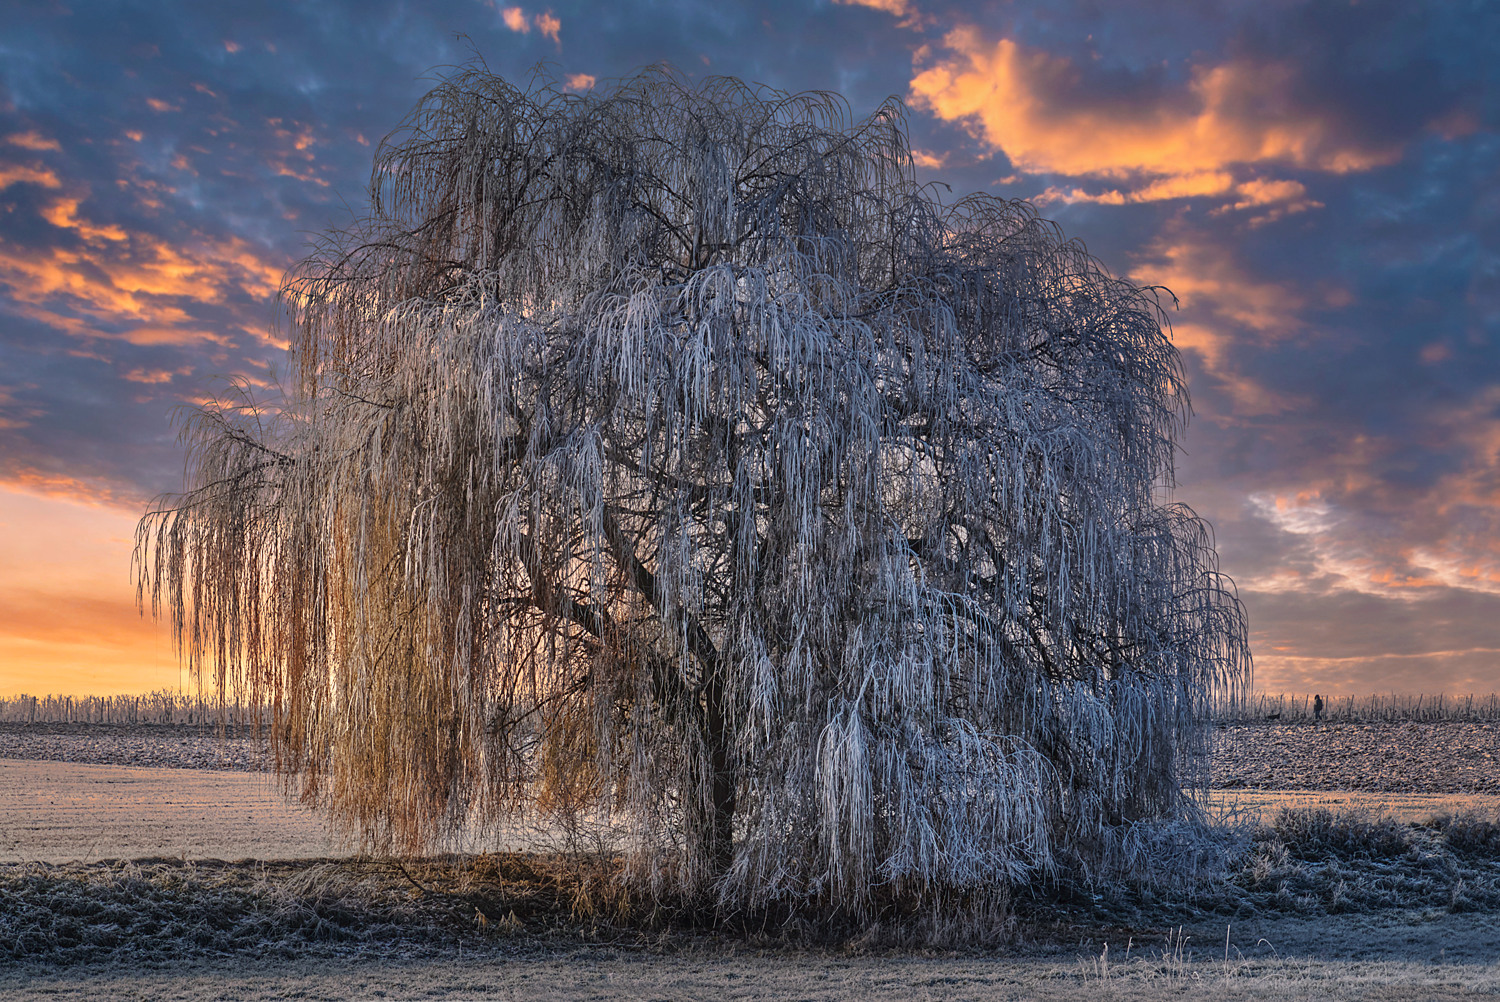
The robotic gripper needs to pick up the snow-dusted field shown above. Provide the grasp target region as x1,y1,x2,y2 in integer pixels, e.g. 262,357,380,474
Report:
0,758,332,864
0,722,271,773
8,756,1500,866
4,720,1499,865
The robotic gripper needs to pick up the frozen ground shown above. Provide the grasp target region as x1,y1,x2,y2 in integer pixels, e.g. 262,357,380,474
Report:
0,722,270,772
1215,722,1500,794
3,724,1498,999
0,759,558,863
6,720,1498,794
3,914,1498,1001
8,757,1500,866
0,758,332,863
1208,787,1500,825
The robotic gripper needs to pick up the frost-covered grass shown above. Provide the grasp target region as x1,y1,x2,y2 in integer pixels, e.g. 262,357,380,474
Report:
6,946,1499,1002
1023,808,1500,934
0,853,626,966
4,809,1496,968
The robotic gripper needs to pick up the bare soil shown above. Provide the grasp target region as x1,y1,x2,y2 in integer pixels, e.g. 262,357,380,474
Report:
1215,722,1500,793
8,720,1500,796
0,722,270,773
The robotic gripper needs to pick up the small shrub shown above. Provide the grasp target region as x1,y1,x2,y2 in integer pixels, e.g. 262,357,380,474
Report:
1269,808,1413,861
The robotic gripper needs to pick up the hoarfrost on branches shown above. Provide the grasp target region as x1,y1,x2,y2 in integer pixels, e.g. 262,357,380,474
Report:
137,67,1249,916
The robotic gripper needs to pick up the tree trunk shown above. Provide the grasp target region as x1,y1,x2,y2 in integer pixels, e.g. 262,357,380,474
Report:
703,662,736,878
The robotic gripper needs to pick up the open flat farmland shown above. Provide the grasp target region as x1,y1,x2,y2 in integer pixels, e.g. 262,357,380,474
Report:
6,718,1499,790
0,758,333,864
0,722,271,773
4,720,1500,862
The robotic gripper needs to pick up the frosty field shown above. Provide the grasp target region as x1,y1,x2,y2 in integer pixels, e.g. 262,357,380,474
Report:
2,720,1498,999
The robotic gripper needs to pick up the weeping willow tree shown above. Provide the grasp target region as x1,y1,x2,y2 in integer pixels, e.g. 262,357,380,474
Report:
136,67,1248,917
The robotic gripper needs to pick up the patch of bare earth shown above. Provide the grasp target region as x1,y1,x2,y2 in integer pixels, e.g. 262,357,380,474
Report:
1214,722,1500,794
0,722,270,773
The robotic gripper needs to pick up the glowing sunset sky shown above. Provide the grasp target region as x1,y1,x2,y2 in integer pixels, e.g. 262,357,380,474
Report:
1,0,1495,697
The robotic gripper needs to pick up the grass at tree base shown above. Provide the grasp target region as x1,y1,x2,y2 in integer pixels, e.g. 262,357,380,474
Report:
5,808,1497,967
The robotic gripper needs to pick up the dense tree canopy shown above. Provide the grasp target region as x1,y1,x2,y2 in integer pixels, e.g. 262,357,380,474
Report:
137,67,1249,917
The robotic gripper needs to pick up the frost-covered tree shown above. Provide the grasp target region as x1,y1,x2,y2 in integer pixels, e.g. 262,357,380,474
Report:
137,68,1248,916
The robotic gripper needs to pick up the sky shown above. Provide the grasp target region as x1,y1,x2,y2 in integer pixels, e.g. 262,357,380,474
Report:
0,0,1496,697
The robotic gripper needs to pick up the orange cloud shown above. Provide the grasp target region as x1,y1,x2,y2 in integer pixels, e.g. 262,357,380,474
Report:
264,119,326,187
1036,170,1235,206
491,0,561,40
910,29,1400,186
834,0,912,13
122,366,188,384
1228,178,1309,209
1243,491,1451,600
0,239,260,318
42,196,128,242
0,162,62,190
0,198,284,346
1207,178,1324,226
911,149,945,170
535,11,561,44
501,5,529,32
1241,386,1500,605
1132,235,1303,337
1,470,146,508
1125,229,1312,417
6,131,61,152
564,73,595,93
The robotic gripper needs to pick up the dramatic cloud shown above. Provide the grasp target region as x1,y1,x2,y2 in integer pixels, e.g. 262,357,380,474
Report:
909,27,1407,210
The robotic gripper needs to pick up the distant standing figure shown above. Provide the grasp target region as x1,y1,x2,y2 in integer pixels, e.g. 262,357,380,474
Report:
1313,693,1325,723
